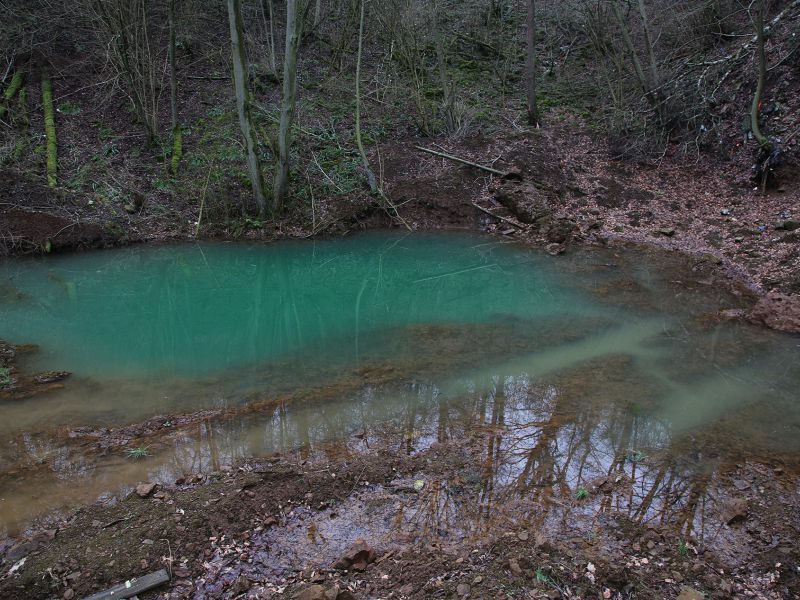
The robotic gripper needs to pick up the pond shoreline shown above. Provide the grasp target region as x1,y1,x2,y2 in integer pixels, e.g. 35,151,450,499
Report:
3,132,799,335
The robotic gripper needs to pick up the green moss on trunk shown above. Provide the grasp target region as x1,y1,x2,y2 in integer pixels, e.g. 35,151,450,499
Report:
171,126,182,175
0,70,25,118
42,73,57,187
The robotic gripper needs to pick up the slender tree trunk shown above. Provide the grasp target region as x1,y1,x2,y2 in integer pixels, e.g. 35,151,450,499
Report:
260,0,277,74
227,0,267,214
525,0,539,126
273,0,302,212
354,0,377,192
433,1,454,133
168,0,182,175
750,0,769,148
611,1,652,103
42,72,57,187
637,0,661,93
313,0,322,28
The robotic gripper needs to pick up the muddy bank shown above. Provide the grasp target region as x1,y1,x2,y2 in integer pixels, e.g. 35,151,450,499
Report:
0,422,797,600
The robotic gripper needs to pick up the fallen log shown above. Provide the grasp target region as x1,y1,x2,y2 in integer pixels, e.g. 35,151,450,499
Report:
413,145,507,177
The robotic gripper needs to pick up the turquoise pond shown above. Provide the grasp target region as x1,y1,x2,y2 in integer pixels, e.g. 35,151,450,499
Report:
0,232,798,532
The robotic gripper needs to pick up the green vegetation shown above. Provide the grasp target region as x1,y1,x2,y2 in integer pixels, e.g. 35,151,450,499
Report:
0,69,24,118
678,540,690,557
125,445,151,460
575,486,589,501
0,367,11,388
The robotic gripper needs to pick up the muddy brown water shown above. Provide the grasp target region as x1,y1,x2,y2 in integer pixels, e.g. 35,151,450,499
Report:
0,232,799,546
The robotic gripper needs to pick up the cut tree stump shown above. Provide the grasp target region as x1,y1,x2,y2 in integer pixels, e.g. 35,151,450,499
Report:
81,569,170,600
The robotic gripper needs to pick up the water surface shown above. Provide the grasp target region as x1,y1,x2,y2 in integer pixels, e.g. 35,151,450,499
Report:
0,232,798,534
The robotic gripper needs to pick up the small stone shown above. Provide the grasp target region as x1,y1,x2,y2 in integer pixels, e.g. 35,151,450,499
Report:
456,583,471,596
657,227,675,237
720,208,731,216
722,498,749,524
63,590,75,600
136,482,157,498
294,584,326,600
677,586,704,600
399,583,414,596
472,575,483,584
413,479,425,492
517,531,529,541
671,571,684,582
508,558,523,576
332,539,376,571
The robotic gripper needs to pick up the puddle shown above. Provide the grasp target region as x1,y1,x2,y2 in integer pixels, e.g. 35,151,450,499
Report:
1,232,799,538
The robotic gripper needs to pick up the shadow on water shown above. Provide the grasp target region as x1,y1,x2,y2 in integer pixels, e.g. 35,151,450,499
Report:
0,232,799,544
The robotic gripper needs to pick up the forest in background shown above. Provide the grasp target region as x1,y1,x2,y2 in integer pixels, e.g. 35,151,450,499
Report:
0,0,798,238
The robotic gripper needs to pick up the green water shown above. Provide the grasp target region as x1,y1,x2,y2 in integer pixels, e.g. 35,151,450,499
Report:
1,233,589,379
1,232,799,533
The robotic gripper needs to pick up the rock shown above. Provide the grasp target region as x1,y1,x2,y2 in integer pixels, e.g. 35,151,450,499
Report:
229,575,252,596
333,540,376,571
472,575,483,584
748,292,800,334
399,583,414,596
336,591,357,600
546,243,565,256
33,371,70,384
413,479,425,492
517,531,529,541
136,482,157,498
775,220,800,231
294,584,326,600
544,219,574,243
718,308,746,320
323,586,338,600
720,208,731,216
63,589,75,600
508,558,523,577
677,586,704,600
657,227,675,237
722,498,748,524
6,541,39,563
456,583,471,596
494,182,551,225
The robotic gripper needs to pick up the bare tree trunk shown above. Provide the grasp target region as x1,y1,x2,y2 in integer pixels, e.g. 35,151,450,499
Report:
525,0,539,126
354,0,377,192
637,0,661,93
259,0,277,74
314,0,322,28
750,0,769,149
433,1,454,133
611,1,652,103
168,0,182,175
273,0,302,212
227,0,267,214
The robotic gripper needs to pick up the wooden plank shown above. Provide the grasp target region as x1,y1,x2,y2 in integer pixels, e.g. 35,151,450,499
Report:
81,569,170,600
